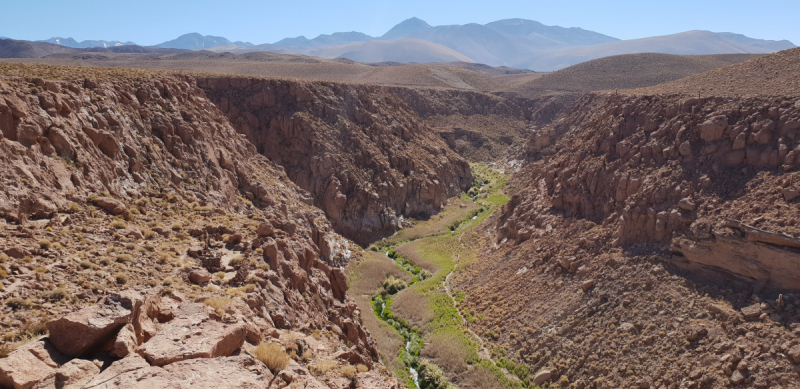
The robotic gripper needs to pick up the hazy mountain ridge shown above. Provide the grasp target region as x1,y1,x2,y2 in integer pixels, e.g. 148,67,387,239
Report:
39,37,136,48
7,18,797,69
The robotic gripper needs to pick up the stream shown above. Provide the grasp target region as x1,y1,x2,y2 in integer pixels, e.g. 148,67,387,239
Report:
371,248,430,388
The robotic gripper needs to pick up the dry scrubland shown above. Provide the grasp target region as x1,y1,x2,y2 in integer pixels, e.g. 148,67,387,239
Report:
1,44,800,389
1,50,761,96
516,53,760,93
633,47,800,97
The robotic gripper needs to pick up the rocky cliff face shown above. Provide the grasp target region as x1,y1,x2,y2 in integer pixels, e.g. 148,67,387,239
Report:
454,92,800,388
0,70,391,388
499,93,800,289
199,77,474,244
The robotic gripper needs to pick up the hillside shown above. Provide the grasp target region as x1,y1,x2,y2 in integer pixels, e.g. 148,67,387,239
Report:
0,38,75,58
520,30,794,70
0,63,408,388
516,53,762,93
634,47,800,97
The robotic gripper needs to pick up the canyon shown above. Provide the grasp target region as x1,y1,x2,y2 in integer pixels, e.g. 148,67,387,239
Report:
0,47,798,389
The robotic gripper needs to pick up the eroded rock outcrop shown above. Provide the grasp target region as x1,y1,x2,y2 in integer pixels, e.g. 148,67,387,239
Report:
498,93,800,290
0,67,389,388
199,77,473,243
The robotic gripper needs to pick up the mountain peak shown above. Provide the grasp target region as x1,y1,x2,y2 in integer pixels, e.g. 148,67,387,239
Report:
158,33,234,49
381,17,432,40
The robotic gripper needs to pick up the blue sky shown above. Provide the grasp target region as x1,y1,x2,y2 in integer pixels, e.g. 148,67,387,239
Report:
2,0,798,46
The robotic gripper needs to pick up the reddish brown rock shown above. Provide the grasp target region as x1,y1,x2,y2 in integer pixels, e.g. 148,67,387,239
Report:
0,340,66,389
33,358,101,389
533,370,552,385
46,291,143,357
189,268,212,284
256,221,274,237
111,324,137,358
136,304,247,366
93,197,128,216
789,345,800,363
82,355,270,389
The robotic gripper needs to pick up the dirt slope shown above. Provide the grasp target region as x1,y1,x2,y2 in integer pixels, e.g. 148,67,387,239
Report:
0,38,75,58
634,47,800,97
516,53,761,93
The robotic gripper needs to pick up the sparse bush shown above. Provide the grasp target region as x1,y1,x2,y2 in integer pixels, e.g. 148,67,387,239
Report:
171,222,182,231
0,253,7,263
382,275,408,294
310,359,337,376
38,239,51,249
111,220,127,229
341,365,357,379
114,272,129,284
144,230,157,240
67,203,81,213
229,255,246,267
80,260,99,270
204,297,231,309
33,266,47,274
43,288,68,301
253,342,290,388
356,364,368,373
6,298,32,311
116,254,133,263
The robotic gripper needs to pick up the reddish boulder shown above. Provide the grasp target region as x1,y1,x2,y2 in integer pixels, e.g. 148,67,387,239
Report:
33,358,101,389
82,354,270,389
47,291,143,357
136,304,247,366
256,221,274,236
0,340,66,389
111,324,137,358
93,197,128,216
189,269,212,284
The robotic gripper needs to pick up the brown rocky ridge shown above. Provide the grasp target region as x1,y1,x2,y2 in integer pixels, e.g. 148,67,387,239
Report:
452,49,800,388
0,65,412,388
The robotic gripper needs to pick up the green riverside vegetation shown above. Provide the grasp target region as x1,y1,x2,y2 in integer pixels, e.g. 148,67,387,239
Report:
361,163,540,388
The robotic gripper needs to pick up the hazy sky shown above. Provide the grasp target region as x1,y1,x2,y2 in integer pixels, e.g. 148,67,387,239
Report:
2,0,798,46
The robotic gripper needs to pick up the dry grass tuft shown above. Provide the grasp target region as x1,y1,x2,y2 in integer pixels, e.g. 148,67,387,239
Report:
341,365,357,379
310,359,337,376
252,342,290,374
203,297,232,309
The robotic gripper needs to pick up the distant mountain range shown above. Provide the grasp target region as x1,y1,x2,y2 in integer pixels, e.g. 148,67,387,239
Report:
38,37,136,48
157,33,253,49
7,18,797,70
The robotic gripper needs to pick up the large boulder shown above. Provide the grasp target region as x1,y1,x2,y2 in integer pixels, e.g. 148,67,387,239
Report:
32,359,101,389
93,197,128,216
111,324,137,358
82,354,270,389
47,291,143,357
136,303,247,366
0,340,67,389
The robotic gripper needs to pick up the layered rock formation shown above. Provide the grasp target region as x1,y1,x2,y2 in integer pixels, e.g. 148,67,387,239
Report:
0,67,394,388
499,93,800,289
199,77,474,243
454,91,800,388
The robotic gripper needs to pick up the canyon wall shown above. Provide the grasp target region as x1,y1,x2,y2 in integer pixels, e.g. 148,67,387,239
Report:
199,77,474,244
498,93,800,289
0,72,381,386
